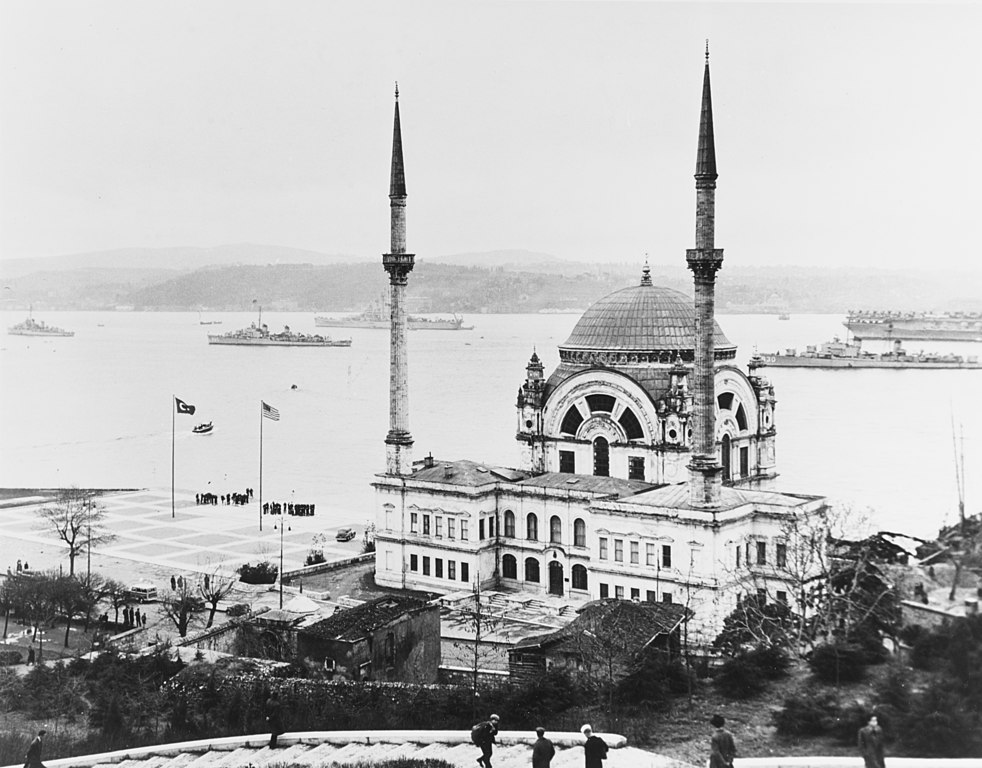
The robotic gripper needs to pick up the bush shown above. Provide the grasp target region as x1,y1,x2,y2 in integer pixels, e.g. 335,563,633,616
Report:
616,651,693,707
305,550,326,566
898,680,980,756
0,649,23,666
226,603,250,618
807,642,867,683
772,689,840,737
237,561,278,585
746,645,791,680
714,653,768,699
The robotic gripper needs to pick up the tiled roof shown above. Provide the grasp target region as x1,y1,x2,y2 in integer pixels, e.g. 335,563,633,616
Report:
409,460,528,487
517,473,655,498
614,483,823,512
513,598,688,653
8,731,698,768
300,595,431,642
561,283,734,354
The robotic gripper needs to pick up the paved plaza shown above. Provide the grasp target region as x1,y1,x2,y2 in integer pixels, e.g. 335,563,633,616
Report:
0,487,364,589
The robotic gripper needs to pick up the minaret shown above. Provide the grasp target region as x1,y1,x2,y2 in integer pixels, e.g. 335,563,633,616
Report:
686,44,724,507
382,83,415,475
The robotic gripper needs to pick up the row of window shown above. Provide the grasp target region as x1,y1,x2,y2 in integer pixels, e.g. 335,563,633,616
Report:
408,554,470,582
598,538,675,567
558,449,647,480
735,541,787,568
409,510,590,547
598,584,674,603
500,555,589,590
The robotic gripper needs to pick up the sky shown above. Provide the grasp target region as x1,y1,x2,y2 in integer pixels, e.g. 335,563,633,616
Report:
2,1,982,272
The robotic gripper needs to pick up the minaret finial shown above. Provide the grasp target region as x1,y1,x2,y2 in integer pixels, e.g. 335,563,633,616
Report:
705,39,709,63
394,81,399,100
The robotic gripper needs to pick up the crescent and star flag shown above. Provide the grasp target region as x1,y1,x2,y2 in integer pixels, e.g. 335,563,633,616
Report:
175,397,196,415
262,401,280,421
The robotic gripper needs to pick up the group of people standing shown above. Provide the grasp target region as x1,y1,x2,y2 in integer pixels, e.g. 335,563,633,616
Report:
471,715,609,768
196,488,253,506
262,501,315,516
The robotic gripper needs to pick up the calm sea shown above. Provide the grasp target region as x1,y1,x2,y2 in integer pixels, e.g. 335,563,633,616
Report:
1,310,978,539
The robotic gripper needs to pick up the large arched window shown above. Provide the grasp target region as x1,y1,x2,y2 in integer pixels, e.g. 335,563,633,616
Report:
504,510,516,538
502,554,517,579
525,557,541,583
574,518,586,548
526,513,539,541
593,437,610,477
572,564,588,590
550,515,562,544
721,433,732,482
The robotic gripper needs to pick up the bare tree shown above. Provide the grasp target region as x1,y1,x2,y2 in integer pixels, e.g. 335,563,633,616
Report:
103,578,130,626
197,566,236,628
36,488,116,576
450,580,500,721
161,581,204,637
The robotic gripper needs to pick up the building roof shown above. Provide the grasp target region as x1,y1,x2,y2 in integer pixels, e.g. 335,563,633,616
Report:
513,598,688,655
614,482,823,513
300,595,431,643
7,730,701,768
517,473,655,498
560,281,734,355
409,459,527,486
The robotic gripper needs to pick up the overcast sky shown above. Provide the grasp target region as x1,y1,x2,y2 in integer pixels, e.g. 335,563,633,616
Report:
2,1,981,271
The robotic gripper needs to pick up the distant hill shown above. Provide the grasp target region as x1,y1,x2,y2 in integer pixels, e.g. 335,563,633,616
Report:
426,249,576,272
0,244,365,279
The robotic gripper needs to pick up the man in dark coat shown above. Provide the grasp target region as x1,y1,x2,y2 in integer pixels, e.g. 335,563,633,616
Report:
24,729,46,768
581,724,607,768
709,714,737,768
858,715,886,768
265,691,284,748
474,713,500,768
532,726,555,768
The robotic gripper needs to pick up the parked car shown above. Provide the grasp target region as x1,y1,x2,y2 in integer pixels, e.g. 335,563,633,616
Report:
336,527,356,542
127,583,158,603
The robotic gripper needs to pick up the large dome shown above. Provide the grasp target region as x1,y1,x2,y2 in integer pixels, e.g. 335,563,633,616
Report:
561,281,735,357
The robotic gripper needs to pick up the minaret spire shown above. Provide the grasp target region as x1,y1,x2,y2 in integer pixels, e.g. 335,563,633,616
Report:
383,84,415,475
686,47,725,507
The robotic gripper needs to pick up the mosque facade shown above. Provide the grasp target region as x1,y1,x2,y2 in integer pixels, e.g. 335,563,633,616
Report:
372,59,825,647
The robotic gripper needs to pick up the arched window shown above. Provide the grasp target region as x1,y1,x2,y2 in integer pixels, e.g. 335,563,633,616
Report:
502,554,517,579
593,437,610,477
572,564,588,590
721,434,732,482
618,407,644,440
526,513,538,541
560,407,584,436
525,557,540,583
504,510,515,538
574,518,586,548
550,515,562,544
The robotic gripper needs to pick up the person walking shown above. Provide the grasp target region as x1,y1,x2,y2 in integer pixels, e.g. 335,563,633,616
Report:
581,725,607,768
709,714,737,768
858,715,886,768
532,726,555,768
265,691,284,748
24,729,46,768
472,713,500,768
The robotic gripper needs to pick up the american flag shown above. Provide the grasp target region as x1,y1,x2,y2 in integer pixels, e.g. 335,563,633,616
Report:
261,401,280,421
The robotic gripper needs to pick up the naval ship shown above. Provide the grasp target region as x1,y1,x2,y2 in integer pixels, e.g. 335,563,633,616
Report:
315,293,473,331
208,307,351,347
758,338,980,370
845,310,982,342
8,314,74,337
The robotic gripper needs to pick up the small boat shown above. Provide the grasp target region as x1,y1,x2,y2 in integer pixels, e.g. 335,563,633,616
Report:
778,313,791,320
192,422,214,434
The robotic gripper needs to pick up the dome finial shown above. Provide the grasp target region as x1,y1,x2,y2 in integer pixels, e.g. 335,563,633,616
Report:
641,254,652,286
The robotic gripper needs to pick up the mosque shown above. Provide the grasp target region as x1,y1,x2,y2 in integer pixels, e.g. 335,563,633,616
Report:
372,58,826,647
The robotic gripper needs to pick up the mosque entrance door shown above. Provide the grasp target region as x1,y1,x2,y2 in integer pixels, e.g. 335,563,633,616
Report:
548,561,564,596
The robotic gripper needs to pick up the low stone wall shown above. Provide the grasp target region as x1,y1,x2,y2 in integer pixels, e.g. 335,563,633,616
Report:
282,551,375,581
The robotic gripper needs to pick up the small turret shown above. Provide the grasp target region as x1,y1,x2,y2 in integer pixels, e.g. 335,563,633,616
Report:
516,349,546,472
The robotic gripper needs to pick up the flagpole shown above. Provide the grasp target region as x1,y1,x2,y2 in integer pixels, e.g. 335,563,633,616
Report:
171,394,175,519
259,400,264,532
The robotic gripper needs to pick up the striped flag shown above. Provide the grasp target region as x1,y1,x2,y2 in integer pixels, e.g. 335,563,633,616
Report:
262,401,280,421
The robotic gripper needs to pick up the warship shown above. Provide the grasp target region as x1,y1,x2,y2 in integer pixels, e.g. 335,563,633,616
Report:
845,310,982,342
208,307,351,347
8,314,74,337
315,293,473,330
759,338,981,370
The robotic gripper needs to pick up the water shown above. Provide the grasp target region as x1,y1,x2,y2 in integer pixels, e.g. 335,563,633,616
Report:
1,310,978,539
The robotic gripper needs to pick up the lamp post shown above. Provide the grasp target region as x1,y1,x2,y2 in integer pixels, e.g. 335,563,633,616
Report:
275,514,291,609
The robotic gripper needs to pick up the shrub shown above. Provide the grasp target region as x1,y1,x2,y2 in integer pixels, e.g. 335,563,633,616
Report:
898,680,980,756
714,653,768,699
226,603,250,618
237,561,278,584
772,689,839,737
305,550,326,566
746,644,791,680
0,649,23,666
807,642,867,683
616,652,692,707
